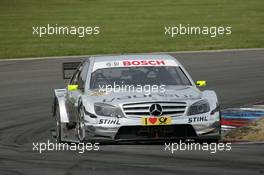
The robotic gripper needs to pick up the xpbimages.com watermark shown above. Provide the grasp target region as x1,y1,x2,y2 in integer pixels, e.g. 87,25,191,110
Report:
165,24,232,38
32,24,100,37
32,140,100,153
164,141,232,154
98,82,166,95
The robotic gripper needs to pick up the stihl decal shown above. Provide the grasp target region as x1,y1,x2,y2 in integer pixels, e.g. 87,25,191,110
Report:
99,119,121,125
123,60,165,66
188,116,208,123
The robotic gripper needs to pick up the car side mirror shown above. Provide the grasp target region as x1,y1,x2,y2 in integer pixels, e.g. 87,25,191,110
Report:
196,80,206,87
62,62,81,79
68,84,78,91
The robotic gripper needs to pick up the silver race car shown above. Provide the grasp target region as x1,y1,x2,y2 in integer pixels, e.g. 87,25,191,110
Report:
52,54,221,143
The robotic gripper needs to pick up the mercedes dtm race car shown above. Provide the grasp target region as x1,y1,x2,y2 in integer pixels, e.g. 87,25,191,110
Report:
52,54,221,143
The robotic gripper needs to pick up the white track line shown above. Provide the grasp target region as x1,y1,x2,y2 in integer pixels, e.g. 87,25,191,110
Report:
0,48,263,62
228,141,264,145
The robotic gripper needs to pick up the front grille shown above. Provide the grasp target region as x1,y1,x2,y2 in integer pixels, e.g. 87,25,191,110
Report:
115,124,197,140
122,102,187,117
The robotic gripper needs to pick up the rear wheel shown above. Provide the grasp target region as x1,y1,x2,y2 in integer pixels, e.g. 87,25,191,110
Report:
77,106,86,142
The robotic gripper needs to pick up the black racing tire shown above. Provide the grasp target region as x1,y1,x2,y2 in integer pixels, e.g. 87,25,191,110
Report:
77,106,86,142
55,104,62,143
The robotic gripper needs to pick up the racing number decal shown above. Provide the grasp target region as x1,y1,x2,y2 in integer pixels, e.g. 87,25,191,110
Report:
141,117,172,125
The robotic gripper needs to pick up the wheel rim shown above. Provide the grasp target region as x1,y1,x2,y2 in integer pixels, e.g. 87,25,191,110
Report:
56,119,60,137
77,108,85,141
55,106,61,142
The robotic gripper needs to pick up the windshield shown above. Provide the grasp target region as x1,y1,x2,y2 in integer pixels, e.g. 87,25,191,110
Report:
90,66,191,89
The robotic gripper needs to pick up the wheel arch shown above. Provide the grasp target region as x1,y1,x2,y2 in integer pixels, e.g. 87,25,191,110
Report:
201,90,219,110
53,89,70,123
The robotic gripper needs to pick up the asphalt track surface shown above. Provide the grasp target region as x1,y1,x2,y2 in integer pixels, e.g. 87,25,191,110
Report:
0,49,264,175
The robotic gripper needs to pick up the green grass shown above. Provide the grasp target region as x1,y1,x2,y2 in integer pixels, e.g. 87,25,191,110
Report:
0,0,263,58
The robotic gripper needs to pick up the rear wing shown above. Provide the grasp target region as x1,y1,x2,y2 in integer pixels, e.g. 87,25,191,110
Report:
62,62,81,79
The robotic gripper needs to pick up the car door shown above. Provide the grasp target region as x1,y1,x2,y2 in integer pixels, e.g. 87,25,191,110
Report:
66,64,83,122
66,62,89,123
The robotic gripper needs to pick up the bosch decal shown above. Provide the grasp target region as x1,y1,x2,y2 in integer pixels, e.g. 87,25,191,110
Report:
123,60,165,66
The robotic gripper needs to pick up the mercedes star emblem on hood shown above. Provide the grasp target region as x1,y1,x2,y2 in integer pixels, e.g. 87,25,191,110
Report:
149,104,163,116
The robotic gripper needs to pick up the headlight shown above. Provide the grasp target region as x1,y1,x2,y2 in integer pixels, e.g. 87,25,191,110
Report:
188,100,210,115
94,103,125,118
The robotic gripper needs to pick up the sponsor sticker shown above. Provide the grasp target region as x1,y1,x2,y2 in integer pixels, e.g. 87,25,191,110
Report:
92,59,178,71
123,60,165,66
91,91,107,96
188,116,208,123
141,116,172,125
99,119,121,125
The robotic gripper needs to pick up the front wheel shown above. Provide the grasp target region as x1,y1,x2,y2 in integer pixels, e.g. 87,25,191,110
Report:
77,106,86,142
55,104,62,142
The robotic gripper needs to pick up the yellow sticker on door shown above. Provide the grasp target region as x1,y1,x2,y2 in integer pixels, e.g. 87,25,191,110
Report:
141,117,172,125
